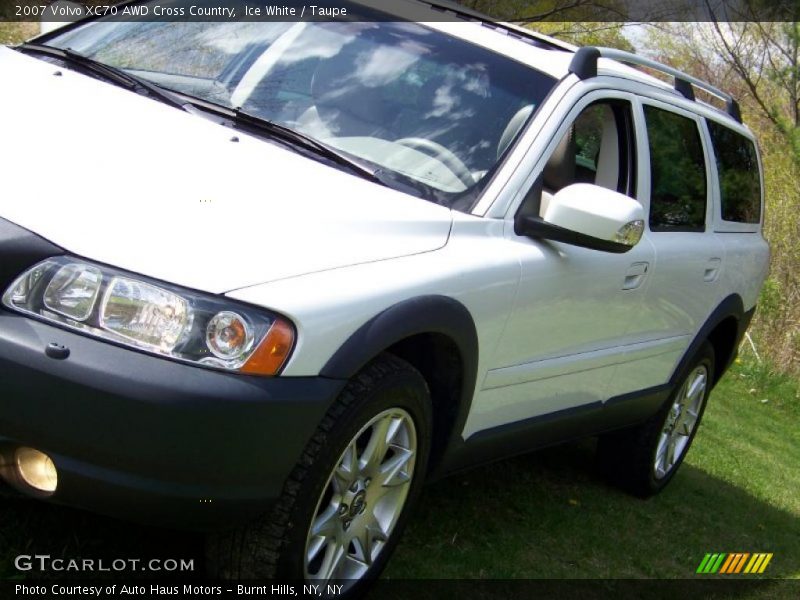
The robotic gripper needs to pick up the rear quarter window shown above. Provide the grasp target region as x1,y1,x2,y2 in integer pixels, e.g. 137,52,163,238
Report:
707,121,762,224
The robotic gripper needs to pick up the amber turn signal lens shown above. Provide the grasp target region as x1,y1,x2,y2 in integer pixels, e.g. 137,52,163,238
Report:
241,319,295,375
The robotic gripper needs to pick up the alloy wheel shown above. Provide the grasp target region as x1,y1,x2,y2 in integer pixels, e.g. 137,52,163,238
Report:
653,365,708,479
304,407,417,583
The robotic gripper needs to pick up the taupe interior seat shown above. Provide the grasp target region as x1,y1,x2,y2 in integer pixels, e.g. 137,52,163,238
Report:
538,104,621,217
540,126,576,216
296,57,390,139
594,105,620,191
497,104,534,158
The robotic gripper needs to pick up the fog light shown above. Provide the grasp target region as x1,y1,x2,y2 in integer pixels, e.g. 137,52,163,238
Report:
15,447,58,493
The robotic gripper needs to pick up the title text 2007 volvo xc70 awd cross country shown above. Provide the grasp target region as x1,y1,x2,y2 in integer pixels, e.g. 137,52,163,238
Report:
0,0,768,589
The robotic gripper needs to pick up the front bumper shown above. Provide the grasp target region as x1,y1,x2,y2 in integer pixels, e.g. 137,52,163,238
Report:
0,309,344,531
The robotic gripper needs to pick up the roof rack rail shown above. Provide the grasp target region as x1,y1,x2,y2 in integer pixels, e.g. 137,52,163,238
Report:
569,46,742,123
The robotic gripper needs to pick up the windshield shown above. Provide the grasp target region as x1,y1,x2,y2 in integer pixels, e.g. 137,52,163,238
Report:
44,2,556,209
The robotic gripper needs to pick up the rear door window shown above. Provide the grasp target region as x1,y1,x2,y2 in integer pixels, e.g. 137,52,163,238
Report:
644,106,708,232
707,121,762,224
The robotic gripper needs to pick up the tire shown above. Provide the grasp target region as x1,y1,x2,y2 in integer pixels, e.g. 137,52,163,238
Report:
207,353,432,594
598,342,715,498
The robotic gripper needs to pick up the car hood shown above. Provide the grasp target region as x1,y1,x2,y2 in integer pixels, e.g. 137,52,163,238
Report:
0,48,452,294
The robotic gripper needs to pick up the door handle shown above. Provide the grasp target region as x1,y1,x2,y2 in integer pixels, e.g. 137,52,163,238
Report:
622,262,649,290
704,258,722,282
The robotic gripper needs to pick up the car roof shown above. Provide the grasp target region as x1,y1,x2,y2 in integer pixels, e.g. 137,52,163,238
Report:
431,26,750,134
420,20,675,92
385,0,747,132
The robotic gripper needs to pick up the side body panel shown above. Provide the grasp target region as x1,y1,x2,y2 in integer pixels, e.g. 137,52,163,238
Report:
228,213,520,397
469,89,658,436
231,77,769,465
605,96,726,398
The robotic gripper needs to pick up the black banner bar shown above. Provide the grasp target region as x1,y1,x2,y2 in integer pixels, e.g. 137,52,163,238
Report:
3,579,800,600
0,0,797,24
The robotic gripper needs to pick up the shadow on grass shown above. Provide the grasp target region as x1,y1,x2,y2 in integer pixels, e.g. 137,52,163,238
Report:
388,440,799,582
0,488,205,580
0,440,796,592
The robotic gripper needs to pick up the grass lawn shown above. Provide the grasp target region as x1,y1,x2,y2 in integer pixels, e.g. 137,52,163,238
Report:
386,359,800,582
0,360,797,591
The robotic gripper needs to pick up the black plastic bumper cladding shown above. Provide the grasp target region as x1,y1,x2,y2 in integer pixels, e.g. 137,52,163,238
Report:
671,294,747,388
0,310,345,531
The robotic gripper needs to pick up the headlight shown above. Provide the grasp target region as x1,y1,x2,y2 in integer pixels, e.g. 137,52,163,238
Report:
100,277,191,350
2,257,295,376
43,262,102,321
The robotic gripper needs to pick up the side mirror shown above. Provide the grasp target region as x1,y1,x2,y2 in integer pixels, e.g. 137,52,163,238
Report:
515,183,645,253
39,1,86,35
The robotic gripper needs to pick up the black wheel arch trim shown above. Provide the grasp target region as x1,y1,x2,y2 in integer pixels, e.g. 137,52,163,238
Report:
436,295,755,477
320,294,753,480
320,295,479,474
672,293,751,388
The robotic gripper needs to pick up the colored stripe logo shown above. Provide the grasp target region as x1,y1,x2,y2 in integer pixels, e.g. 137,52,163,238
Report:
696,553,773,574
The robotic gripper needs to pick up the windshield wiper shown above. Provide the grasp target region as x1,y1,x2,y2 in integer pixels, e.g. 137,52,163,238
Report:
163,95,385,185
17,43,384,186
16,42,192,113
228,107,386,186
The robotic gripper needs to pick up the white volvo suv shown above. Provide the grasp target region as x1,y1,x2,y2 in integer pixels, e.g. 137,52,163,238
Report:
0,0,769,590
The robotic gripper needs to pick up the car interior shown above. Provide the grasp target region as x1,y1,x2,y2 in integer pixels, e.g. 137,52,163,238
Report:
538,102,632,218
